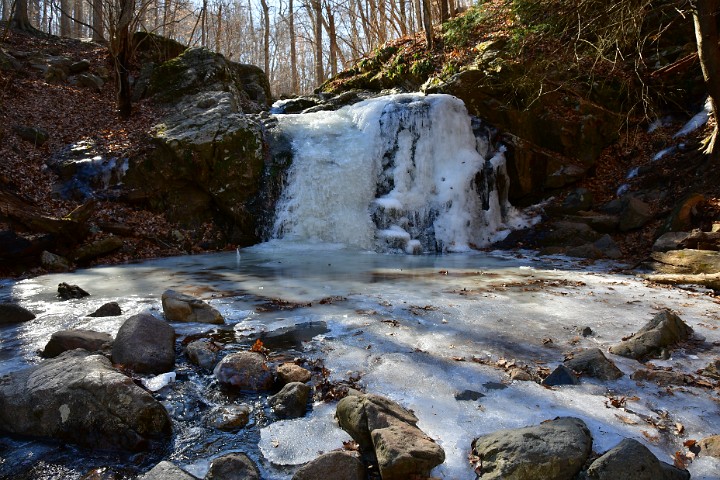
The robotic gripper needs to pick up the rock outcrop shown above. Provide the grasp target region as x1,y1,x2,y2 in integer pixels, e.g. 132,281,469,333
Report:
125,48,272,245
205,453,260,480
564,348,623,380
0,350,170,451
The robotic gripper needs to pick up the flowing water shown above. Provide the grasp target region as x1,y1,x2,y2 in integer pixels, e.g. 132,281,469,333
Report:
1,94,719,478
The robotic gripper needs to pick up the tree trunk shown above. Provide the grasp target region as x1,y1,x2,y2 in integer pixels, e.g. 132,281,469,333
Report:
260,0,270,77
215,2,222,53
693,0,720,162
289,0,299,93
311,0,323,84
60,0,71,36
1,0,8,22
324,1,338,77
115,0,134,119
73,0,83,37
413,0,422,34
398,0,407,36
10,0,33,30
439,0,448,23
422,0,432,47
642,272,720,291
92,0,103,41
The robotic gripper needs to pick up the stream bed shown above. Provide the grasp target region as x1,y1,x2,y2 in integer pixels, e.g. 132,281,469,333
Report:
1,242,719,479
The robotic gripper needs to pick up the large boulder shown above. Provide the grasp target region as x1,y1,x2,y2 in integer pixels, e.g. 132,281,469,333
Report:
0,302,36,324
336,393,445,479
162,289,224,324
471,417,592,480
0,350,171,451
41,329,113,358
609,310,693,361
213,351,274,391
125,89,267,244
650,249,720,274
585,438,690,479
111,313,176,374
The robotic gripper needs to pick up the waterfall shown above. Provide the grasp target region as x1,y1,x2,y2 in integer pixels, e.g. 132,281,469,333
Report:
271,93,526,253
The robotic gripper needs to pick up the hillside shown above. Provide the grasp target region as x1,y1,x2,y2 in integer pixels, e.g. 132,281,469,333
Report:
1,0,720,276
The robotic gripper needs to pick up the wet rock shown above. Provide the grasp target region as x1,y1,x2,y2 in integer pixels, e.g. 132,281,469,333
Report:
276,362,312,385
542,364,580,386
269,382,310,418
69,59,91,74
699,435,720,458
111,313,175,374
213,351,274,391
13,125,50,146
372,422,445,480
161,290,224,324
206,404,251,430
470,417,592,480
205,453,260,480
630,369,693,386
585,438,689,479
292,451,365,480
42,329,113,358
88,301,122,317
652,232,691,252
0,350,171,451
564,348,623,380
609,310,692,361
138,461,195,480
74,236,124,263
619,197,652,231
41,250,71,271
186,339,221,370
58,282,90,299
0,302,36,324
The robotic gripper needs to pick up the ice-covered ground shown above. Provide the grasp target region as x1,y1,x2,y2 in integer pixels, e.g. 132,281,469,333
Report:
1,244,719,478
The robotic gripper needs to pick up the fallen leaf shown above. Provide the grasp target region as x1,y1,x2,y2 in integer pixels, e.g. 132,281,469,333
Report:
676,423,685,435
615,414,639,425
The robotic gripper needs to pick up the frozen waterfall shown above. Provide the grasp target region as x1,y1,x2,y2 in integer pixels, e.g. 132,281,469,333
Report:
271,93,527,253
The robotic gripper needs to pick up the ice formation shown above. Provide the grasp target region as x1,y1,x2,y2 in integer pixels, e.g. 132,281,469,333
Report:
272,94,526,252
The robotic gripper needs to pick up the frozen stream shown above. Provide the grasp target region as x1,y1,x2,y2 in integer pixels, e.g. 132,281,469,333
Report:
1,243,719,478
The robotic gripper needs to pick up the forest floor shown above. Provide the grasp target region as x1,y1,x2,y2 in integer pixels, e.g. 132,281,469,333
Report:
1,19,720,278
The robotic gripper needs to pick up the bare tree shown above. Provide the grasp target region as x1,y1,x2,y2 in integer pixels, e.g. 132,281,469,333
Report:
10,0,35,30
289,0,299,92
311,0,323,83
421,0,431,47
260,0,270,75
